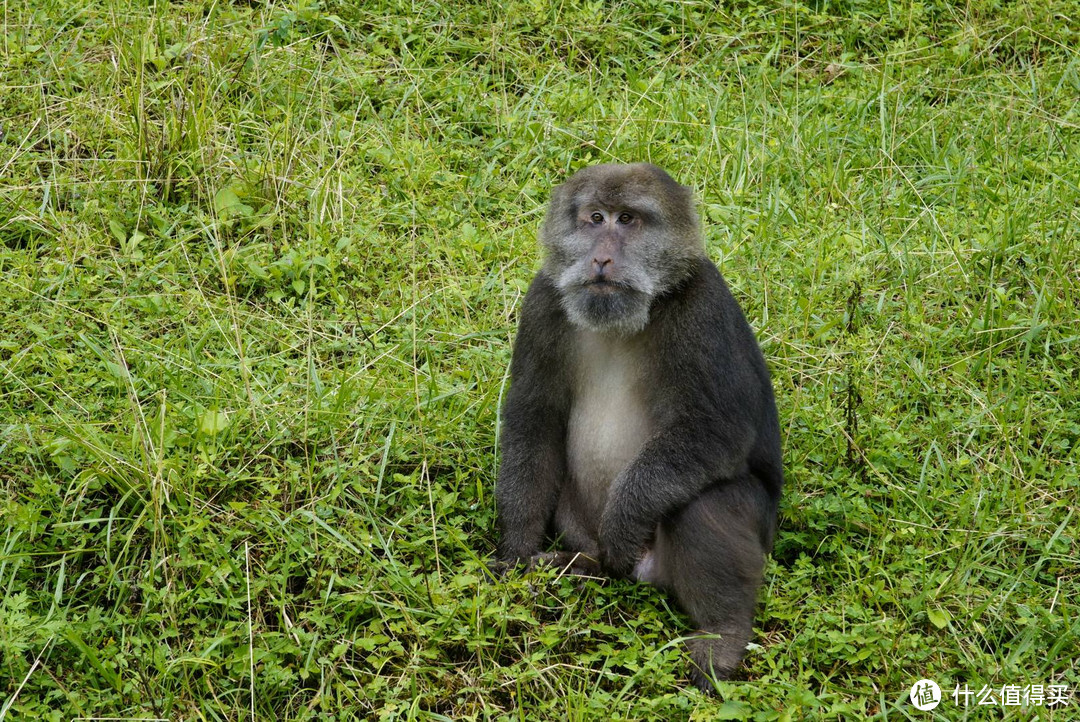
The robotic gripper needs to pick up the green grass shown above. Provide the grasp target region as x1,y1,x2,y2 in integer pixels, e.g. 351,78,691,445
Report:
2,0,1078,719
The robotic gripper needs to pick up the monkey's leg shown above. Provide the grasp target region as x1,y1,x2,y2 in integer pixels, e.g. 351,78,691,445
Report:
528,485,601,576
489,486,603,578
654,476,772,692
554,482,601,555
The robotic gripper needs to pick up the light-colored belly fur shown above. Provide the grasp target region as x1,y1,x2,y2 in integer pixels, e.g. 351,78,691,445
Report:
565,331,652,528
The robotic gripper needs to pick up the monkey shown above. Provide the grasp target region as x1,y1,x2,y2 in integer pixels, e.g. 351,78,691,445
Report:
494,163,783,691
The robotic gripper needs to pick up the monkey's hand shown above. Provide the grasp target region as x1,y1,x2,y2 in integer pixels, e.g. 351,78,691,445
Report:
597,512,647,578
486,557,523,579
489,546,538,576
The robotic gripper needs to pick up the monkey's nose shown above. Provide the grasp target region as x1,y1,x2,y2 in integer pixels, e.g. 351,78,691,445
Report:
592,257,612,276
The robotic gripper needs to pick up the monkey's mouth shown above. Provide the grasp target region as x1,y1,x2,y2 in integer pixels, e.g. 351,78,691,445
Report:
584,278,628,294
562,276,651,334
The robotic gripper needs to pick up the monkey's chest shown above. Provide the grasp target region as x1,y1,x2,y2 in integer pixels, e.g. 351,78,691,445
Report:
565,335,652,517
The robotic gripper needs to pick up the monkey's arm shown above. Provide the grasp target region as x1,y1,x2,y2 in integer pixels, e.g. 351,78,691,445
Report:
598,406,758,575
495,275,572,563
496,399,566,562
599,267,768,576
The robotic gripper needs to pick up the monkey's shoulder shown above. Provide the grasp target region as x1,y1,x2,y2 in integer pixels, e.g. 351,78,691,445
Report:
655,259,752,334
506,272,575,389
520,270,564,311
515,271,575,338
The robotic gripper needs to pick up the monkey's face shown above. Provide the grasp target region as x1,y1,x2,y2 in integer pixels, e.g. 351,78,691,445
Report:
550,202,658,335
540,164,704,336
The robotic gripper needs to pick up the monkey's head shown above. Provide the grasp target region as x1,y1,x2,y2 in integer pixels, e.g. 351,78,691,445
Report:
540,163,703,335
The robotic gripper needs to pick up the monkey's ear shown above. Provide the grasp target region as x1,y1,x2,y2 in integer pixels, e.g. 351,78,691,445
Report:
676,178,700,204
546,182,580,223
548,180,571,206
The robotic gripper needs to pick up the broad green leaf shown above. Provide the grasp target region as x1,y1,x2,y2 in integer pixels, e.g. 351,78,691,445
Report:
928,609,950,629
199,410,229,435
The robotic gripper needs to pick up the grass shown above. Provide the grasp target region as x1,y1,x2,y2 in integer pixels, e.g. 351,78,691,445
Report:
1,0,1078,719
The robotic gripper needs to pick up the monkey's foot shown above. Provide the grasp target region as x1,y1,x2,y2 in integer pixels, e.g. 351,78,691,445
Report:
685,633,747,694
528,551,602,577
487,551,602,579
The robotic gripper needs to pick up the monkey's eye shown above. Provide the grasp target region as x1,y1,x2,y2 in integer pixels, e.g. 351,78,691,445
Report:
617,212,633,224
590,212,604,224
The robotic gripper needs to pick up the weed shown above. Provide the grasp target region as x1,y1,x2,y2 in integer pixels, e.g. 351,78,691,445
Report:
1,0,1077,719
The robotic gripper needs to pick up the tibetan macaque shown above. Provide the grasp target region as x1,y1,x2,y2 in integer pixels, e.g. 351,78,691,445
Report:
495,163,783,691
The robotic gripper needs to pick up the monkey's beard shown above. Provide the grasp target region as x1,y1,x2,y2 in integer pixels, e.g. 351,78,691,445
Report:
556,275,654,336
